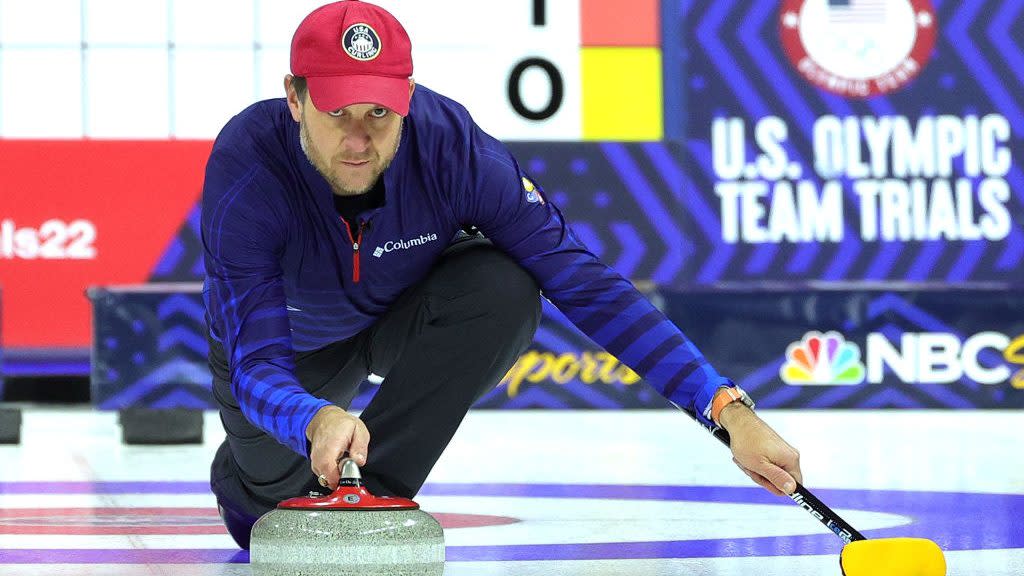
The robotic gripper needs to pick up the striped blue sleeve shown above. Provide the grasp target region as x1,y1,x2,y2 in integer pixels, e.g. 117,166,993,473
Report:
202,164,331,456
449,127,731,427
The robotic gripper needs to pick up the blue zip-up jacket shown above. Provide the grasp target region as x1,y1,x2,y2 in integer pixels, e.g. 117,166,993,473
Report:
202,85,732,457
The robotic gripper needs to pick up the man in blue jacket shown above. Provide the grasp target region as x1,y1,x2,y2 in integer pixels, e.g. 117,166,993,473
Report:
203,0,803,549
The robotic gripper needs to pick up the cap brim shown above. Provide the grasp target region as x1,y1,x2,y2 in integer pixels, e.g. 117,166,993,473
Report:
306,75,411,116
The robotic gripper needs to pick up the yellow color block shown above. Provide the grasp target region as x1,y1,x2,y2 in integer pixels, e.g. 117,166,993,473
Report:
841,538,946,576
581,47,662,141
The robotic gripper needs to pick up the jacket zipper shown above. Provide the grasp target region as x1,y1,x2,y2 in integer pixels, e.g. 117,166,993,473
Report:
340,218,366,283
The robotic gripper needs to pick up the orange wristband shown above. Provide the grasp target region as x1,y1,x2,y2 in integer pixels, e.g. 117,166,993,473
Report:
710,386,744,426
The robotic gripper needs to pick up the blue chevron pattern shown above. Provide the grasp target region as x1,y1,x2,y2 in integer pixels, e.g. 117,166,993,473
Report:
157,294,204,322
91,288,215,410
105,359,211,408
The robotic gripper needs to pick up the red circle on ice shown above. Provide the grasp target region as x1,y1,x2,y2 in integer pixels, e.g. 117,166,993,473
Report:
0,507,519,535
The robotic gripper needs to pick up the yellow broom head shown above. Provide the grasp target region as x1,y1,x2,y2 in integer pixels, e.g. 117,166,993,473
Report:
841,538,946,576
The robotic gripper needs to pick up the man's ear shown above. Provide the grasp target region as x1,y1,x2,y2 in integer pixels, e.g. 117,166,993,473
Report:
408,78,416,99
284,74,302,123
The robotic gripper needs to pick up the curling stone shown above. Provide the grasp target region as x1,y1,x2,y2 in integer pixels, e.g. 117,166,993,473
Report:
250,458,444,576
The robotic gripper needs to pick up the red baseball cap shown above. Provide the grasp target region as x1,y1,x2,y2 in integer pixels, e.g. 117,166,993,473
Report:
290,1,414,116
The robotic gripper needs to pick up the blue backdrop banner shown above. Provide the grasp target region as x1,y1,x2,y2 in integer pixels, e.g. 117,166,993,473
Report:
679,0,1024,284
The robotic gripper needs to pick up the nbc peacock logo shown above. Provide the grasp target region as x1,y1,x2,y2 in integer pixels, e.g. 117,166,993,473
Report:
781,331,866,385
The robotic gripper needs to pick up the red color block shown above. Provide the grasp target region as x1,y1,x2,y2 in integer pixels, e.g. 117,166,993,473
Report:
581,0,659,46
0,140,212,347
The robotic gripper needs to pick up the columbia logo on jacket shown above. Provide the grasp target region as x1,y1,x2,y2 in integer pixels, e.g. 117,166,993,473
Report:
373,233,439,257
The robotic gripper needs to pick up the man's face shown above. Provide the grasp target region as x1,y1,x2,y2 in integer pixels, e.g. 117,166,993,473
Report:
287,76,410,196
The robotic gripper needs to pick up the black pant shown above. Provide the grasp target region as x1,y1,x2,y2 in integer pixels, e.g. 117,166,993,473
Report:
207,237,541,548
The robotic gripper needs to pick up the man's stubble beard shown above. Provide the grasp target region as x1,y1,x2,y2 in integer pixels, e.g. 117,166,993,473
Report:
299,111,402,197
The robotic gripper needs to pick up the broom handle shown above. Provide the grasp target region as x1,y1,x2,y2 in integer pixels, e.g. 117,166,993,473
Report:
681,406,867,544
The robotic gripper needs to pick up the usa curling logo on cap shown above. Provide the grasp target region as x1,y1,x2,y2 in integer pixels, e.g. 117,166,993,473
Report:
343,23,381,61
779,0,937,98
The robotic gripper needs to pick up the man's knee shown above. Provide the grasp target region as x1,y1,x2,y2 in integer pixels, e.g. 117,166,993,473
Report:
480,252,540,322
210,441,277,549
436,246,541,337
217,498,257,550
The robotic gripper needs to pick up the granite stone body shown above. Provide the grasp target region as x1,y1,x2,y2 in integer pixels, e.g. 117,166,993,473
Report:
250,507,444,576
